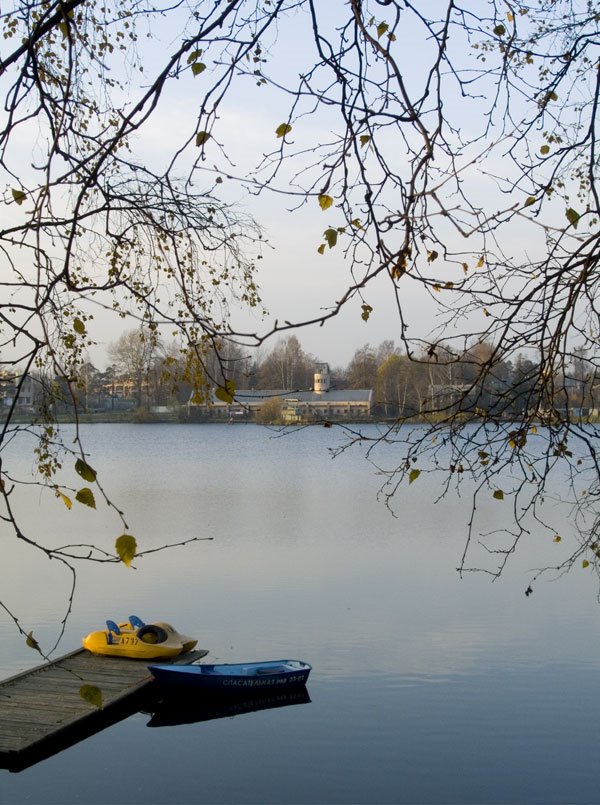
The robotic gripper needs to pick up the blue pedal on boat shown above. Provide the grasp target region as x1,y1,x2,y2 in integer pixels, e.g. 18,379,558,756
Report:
148,660,311,692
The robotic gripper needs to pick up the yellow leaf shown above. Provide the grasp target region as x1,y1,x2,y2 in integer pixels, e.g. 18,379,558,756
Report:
376,21,389,38
116,534,137,567
317,244,326,255
359,135,371,147
582,559,590,569
524,196,536,207
318,194,334,211
195,131,210,146
493,489,504,500
553,535,562,543
275,123,292,138
80,684,103,709
26,631,41,652
427,250,439,263
73,317,86,335
55,488,72,510
476,255,485,268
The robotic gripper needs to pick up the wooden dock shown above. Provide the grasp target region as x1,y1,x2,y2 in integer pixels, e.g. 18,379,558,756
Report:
0,647,207,772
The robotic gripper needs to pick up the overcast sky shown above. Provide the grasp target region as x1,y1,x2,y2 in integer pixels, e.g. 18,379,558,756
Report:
2,2,566,371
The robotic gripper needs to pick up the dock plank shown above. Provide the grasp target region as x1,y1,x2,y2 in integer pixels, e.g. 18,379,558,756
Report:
0,647,208,769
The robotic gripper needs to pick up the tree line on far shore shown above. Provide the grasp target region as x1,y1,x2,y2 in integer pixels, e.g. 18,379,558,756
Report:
10,329,596,421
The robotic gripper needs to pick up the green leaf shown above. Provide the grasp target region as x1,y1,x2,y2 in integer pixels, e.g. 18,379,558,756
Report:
75,487,96,509
275,123,292,138
524,196,536,207
80,684,103,709
317,243,326,255
324,228,338,249
191,62,206,76
566,207,580,228
493,489,505,500
195,131,210,146
116,534,137,567
215,379,236,404
318,194,334,211
75,458,97,483
376,21,389,38
408,468,421,484
582,559,590,569
359,135,371,147
73,317,86,335
11,188,26,205
553,535,562,543
361,303,373,322
26,631,41,652
186,49,203,64
540,145,550,155
493,24,506,36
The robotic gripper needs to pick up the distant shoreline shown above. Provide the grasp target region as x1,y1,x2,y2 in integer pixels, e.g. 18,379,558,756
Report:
4,411,598,427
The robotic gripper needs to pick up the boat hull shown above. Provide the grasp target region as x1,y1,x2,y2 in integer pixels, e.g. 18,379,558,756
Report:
82,621,197,660
149,660,311,692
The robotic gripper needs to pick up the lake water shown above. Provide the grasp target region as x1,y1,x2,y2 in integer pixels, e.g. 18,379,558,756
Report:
1,423,600,804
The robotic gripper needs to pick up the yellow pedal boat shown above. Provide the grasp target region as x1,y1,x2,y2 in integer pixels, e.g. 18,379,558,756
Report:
82,615,197,660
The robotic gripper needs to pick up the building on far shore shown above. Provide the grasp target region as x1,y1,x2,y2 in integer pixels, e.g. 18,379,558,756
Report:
189,363,373,422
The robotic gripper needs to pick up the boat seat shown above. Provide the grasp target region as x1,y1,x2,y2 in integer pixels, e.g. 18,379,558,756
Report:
137,624,168,644
106,619,121,635
128,615,145,629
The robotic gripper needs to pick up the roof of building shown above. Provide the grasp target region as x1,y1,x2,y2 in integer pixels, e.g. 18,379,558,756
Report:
202,388,373,407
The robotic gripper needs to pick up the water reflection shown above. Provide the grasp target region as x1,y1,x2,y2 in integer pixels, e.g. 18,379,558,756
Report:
146,687,311,728
2,425,600,804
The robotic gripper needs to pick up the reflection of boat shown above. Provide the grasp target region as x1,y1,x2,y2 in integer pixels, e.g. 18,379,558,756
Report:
82,616,197,660
149,660,311,691
146,687,311,728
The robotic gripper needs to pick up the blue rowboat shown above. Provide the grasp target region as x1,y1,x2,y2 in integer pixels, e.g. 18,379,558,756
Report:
148,660,311,692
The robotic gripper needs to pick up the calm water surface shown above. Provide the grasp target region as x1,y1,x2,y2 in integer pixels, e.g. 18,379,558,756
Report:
1,424,600,804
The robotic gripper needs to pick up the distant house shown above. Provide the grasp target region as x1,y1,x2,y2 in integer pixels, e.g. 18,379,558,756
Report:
189,363,373,421
1,373,38,410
